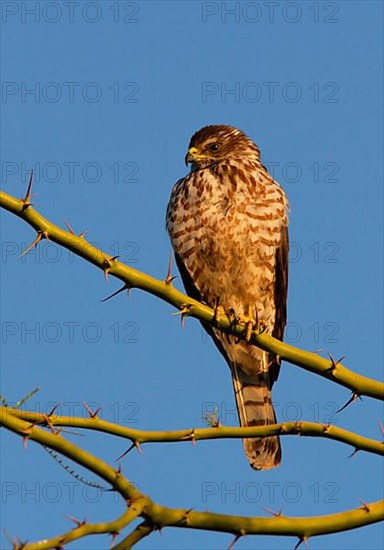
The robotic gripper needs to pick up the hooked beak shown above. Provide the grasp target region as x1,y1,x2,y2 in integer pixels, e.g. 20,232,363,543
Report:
185,147,198,166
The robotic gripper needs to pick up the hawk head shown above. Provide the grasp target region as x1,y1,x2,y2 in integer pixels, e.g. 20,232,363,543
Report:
185,125,260,170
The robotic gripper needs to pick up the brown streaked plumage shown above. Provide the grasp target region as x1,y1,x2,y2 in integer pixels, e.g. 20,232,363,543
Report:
166,125,289,470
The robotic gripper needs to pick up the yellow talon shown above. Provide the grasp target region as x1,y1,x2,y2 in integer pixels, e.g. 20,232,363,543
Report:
213,304,226,324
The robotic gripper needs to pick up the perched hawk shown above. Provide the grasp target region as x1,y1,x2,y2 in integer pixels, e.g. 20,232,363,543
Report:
166,125,289,470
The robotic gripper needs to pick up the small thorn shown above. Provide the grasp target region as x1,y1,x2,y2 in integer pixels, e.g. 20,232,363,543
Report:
78,229,88,238
264,507,283,517
228,531,245,550
102,256,119,282
47,403,60,417
337,392,362,414
322,423,331,433
110,531,119,545
180,429,196,444
42,414,59,434
22,170,35,209
116,443,135,461
65,514,87,528
103,258,111,281
348,448,359,458
135,441,144,455
173,303,192,328
294,422,303,435
326,353,346,375
165,250,177,284
6,531,29,550
358,499,371,513
181,508,193,524
101,284,130,303
83,402,101,419
19,231,47,257
378,421,384,437
11,535,28,550
64,220,76,234
294,536,308,550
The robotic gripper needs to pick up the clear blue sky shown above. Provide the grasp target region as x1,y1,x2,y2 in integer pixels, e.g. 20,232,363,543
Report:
1,1,383,549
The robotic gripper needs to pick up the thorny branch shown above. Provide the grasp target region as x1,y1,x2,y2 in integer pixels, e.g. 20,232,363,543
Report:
1,187,383,401
1,180,383,549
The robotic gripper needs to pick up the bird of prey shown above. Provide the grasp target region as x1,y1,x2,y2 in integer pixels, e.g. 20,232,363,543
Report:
166,125,289,470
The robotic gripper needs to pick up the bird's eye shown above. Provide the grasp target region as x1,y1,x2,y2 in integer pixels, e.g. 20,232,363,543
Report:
208,143,219,151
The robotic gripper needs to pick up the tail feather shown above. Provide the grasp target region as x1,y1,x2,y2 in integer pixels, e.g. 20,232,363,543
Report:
231,356,281,471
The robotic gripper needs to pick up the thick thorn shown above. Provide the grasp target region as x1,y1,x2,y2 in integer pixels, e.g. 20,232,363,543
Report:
358,499,371,513
47,403,60,417
19,231,47,257
165,250,177,284
22,170,35,209
65,515,87,528
110,532,119,545
135,441,144,455
337,392,362,414
103,255,119,281
264,507,283,517
173,303,192,328
227,531,245,550
180,429,196,444
101,284,131,303
116,443,136,461
64,220,76,234
82,401,101,419
181,508,193,524
348,448,359,458
42,414,59,434
11,535,28,550
326,353,346,375
294,536,308,550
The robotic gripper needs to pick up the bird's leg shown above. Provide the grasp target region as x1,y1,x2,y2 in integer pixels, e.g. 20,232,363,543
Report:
230,305,257,343
213,297,226,325
243,304,257,342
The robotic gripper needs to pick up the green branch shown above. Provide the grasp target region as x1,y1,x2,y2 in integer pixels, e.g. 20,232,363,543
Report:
13,509,141,550
0,408,141,502
6,407,384,457
0,409,148,549
112,521,153,550
1,188,383,401
142,499,384,539
1,408,383,549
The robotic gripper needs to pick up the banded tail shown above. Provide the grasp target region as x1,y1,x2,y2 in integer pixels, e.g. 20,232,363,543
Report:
231,354,281,471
